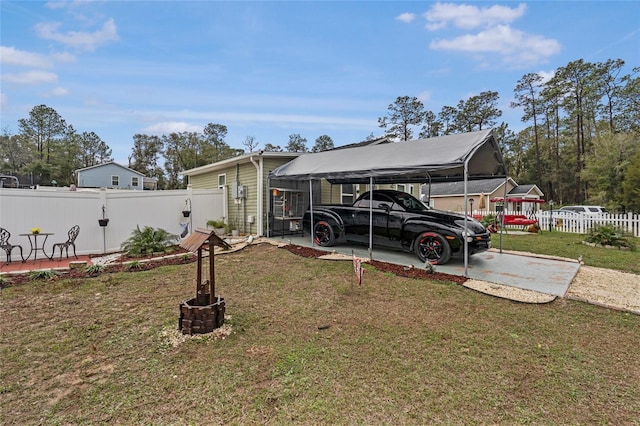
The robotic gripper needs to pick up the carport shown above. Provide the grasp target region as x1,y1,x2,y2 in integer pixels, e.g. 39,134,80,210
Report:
269,129,508,276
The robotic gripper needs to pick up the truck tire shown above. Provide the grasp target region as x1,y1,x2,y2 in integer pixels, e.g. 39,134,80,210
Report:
313,221,335,246
414,232,451,265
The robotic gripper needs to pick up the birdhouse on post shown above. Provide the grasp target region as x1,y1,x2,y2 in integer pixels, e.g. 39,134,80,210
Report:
178,228,231,335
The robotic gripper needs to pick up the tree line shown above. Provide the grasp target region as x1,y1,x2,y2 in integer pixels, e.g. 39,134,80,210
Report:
1,58,638,211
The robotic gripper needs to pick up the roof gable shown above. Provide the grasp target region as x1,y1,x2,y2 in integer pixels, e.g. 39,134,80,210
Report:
76,161,145,177
509,184,544,197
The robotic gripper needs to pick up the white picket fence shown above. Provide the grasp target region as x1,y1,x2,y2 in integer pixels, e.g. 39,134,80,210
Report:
0,186,225,261
471,210,640,237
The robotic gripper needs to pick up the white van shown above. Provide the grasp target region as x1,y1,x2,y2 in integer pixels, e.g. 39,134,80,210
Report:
559,205,608,215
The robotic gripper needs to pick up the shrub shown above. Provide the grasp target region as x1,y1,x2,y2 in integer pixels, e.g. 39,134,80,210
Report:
584,224,636,250
126,261,144,270
207,219,226,229
29,270,60,281
120,226,179,257
84,264,105,274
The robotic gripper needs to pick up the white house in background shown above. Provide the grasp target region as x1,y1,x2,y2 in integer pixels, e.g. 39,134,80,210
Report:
76,162,156,190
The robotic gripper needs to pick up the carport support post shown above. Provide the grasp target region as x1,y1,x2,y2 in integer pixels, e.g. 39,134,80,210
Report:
309,179,315,247
499,175,508,254
368,176,373,260
463,162,469,277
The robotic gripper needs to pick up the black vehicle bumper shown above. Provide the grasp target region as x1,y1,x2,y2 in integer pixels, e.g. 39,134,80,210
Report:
452,233,491,257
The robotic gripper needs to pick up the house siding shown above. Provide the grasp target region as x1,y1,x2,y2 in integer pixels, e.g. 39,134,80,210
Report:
187,155,300,234
77,163,144,190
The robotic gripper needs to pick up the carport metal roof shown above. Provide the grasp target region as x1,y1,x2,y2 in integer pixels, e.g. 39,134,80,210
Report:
269,129,507,184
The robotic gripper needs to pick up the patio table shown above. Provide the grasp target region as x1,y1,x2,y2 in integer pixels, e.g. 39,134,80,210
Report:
19,233,54,262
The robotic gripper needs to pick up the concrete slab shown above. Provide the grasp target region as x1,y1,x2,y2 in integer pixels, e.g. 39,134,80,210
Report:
283,235,580,297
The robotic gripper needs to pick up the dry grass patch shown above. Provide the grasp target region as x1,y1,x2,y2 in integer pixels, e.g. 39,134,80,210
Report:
1,243,639,424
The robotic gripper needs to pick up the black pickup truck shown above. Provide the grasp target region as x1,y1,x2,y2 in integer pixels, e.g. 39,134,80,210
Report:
302,190,490,265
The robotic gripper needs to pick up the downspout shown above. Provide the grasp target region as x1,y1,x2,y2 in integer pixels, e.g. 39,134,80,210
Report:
249,154,263,236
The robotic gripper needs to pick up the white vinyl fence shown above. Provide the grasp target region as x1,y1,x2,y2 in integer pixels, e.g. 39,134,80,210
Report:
471,210,640,237
0,186,225,260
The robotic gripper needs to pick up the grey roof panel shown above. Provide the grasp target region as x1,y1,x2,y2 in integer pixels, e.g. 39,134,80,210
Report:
422,177,506,196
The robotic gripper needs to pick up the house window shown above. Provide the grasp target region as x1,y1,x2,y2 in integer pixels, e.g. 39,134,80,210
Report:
395,184,414,194
341,184,355,204
131,176,139,187
111,175,119,186
218,174,226,188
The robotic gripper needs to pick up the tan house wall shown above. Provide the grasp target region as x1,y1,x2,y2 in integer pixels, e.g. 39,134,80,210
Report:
188,155,299,233
429,182,516,213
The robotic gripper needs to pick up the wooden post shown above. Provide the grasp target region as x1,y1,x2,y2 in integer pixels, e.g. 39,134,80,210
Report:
196,247,202,296
208,238,215,304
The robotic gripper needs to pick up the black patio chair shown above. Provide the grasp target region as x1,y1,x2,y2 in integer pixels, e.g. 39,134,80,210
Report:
52,225,80,259
0,227,24,263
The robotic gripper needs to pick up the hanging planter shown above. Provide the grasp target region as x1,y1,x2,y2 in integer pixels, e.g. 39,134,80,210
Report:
182,198,192,218
99,205,109,226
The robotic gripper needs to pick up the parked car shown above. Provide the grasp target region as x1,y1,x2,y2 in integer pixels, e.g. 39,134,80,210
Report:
538,209,579,219
559,205,608,215
302,190,491,265
538,209,580,227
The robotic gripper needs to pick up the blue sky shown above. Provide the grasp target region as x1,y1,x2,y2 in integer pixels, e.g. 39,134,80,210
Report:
1,1,638,164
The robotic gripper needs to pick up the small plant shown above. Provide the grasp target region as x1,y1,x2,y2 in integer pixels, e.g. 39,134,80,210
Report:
480,213,498,228
180,253,191,262
29,270,60,281
424,262,436,274
226,218,239,234
84,264,105,274
207,219,226,229
120,226,179,257
584,224,636,250
126,260,144,270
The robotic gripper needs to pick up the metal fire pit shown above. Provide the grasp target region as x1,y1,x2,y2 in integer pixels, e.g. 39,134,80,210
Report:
178,228,231,335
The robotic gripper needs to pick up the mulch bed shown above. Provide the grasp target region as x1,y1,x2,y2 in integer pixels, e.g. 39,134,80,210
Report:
282,244,467,284
1,243,467,288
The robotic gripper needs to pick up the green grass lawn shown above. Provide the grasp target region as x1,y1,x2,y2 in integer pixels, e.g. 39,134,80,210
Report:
492,230,640,274
1,243,638,424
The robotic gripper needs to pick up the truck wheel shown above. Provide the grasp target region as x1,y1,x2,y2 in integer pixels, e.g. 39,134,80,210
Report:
314,221,335,246
414,232,451,265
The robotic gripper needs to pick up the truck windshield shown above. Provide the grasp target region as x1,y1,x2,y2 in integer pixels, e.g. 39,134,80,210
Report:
394,193,428,211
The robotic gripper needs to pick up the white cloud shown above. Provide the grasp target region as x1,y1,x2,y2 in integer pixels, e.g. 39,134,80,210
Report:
417,91,432,103
2,70,58,84
396,13,417,24
424,2,527,31
537,70,555,84
35,18,118,52
143,122,204,135
0,46,53,68
430,25,561,67
45,1,68,10
47,86,70,97
45,1,100,12
51,52,77,63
